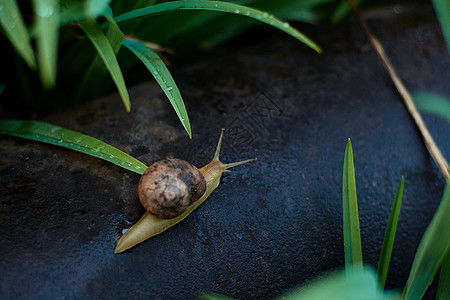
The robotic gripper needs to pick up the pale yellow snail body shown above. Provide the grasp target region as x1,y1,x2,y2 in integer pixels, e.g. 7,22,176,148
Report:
114,129,256,253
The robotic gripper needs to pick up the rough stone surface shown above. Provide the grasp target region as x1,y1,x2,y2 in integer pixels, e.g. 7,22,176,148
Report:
1,2,449,299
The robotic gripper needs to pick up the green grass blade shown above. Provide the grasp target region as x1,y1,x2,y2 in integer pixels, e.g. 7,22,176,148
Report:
402,184,450,299
277,268,399,300
330,0,368,24
377,176,404,290
114,0,321,53
84,0,111,19
0,120,147,175
0,0,36,69
437,250,450,299
199,292,236,300
32,0,59,89
413,91,450,123
122,39,192,138
432,0,450,54
343,139,363,271
79,20,130,112
77,12,124,102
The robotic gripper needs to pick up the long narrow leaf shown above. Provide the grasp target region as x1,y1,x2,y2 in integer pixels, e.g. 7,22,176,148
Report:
0,120,147,175
32,0,59,88
330,0,368,24
77,12,124,102
0,0,36,69
114,0,321,53
79,20,130,112
437,250,450,299
277,268,399,300
122,39,192,138
199,293,236,300
432,0,450,54
343,139,363,271
402,184,450,299
84,0,111,19
413,91,450,123
377,176,404,290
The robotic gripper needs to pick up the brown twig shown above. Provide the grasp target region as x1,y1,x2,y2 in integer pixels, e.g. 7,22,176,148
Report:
349,0,450,183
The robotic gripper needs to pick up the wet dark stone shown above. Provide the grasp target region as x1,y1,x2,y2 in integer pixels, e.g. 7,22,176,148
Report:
1,2,449,299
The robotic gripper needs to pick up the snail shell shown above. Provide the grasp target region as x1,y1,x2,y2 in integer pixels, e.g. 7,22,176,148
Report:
138,158,207,219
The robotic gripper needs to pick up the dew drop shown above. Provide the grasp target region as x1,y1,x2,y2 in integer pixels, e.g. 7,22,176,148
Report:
36,5,54,18
234,9,240,14
167,86,173,91
282,22,290,28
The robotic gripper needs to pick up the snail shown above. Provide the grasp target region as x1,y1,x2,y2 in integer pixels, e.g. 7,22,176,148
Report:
114,129,256,253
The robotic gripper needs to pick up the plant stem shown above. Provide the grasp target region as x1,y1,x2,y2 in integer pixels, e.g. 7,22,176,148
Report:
349,0,450,183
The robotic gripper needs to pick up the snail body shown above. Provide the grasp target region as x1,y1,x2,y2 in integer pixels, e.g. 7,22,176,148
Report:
114,129,256,254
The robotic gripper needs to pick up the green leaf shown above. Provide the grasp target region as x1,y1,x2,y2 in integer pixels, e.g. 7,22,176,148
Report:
0,120,147,175
114,0,321,53
330,0,368,24
377,176,404,290
0,83,6,95
413,91,450,123
199,292,236,300
84,0,111,19
32,0,59,89
0,0,36,69
122,39,192,138
277,268,399,300
402,184,450,299
77,12,124,102
79,19,130,112
437,250,450,300
432,0,450,54
343,139,363,271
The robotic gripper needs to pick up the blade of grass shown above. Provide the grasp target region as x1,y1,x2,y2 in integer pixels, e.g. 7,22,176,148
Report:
77,12,124,102
277,268,399,300
122,39,192,138
402,184,450,299
436,250,450,299
413,91,450,123
432,0,450,54
377,176,404,290
0,120,147,175
343,139,363,272
199,292,236,300
330,0,367,23
32,0,59,89
0,0,36,69
84,0,111,19
114,0,321,53
79,19,130,112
